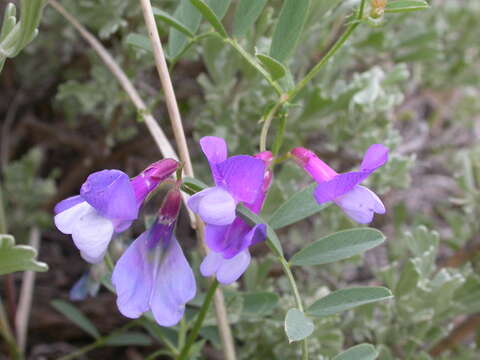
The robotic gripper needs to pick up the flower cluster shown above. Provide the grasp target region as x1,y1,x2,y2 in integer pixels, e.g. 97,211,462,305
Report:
54,136,388,327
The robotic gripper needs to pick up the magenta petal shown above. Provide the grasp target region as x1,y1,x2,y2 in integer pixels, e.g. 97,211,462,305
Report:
360,144,389,171
335,185,386,224
80,170,138,221
188,187,236,226
314,171,370,204
112,232,152,319
54,195,84,215
149,237,196,327
216,155,265,204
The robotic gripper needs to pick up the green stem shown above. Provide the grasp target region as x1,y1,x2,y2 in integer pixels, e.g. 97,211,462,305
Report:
177,279,219,360
271,109,288,156
57,322,137,360
279,257,308,359
259,0,367,153
0,186,7,234
288,0,366,102
104,251,115,272
226,38,283,96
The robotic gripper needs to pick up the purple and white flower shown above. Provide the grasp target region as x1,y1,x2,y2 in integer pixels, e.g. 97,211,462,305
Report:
291,145,388,224
112,188,196,327
188,137,271,284
54,159,178,263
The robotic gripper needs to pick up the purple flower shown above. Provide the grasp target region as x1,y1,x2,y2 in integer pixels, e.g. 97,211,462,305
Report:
291,145,388,224
54,159,178,263
188,136,271,284
112,189,196,327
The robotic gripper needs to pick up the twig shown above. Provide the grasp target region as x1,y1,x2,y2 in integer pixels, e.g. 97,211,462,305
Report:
138,2,237,360
138,0,193,177
15,227,40,352
429,314,480,356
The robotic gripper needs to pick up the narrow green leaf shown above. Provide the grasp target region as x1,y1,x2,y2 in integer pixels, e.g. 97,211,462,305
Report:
255,53,287,80
181,176,208,195
206,0,231,19
51,300,100,339
153,8,195,37
233,0,268,37
307,287,393,317
236,204,283,257
384,0,430,13
269,183,329,229
105,332,152,346
190,0,228,38
168,0,202,59
394,259,420,297
270,0,311,63
126,33,152,53
284,308,314,342
0,234,48,275
333,344,379,360
243,292,279,315
290,228,385,266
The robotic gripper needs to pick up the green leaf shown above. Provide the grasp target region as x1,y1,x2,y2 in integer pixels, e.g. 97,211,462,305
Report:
153,8,195,38
168,0,202,59
243,292,279,315
236,204,283,257
255,53,287,80
269,0,311,63
51,300,100,339
284,308,314,343
0,234,48,275
189,0,228,38
181,176,208,195
269,183,329,229
233,0,268,37
290,228,385,266
333,344,379,360
105,332,152,346
394,259,420,297
126,33,152,53
307,287,393,317
206,0,231,19
385,0,430,13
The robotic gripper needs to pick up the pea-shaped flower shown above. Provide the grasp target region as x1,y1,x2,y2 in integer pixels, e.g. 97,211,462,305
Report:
291,145,388,224
112,188,196,327
188,137,270,284
54,159,178,263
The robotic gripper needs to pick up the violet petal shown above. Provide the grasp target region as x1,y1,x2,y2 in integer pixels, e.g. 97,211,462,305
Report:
335,185,385,224
360,144,389,172
112,232,152,318
80,169,138,221
216,155,265,204
188,187,236,226
149,236,196,327
54,195,84,215
200,136,228,184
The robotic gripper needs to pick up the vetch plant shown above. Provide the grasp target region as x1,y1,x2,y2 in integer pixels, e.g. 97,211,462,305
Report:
0,0,444,359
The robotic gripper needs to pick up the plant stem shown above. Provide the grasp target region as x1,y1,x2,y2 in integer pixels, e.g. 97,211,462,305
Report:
104,252,115,272
288,0,366,101
15,227,41,352
177,280,219,360
138,0,193,177
260,0,367,153
226,38,283,96
278,257,308,360
57,321,137,360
